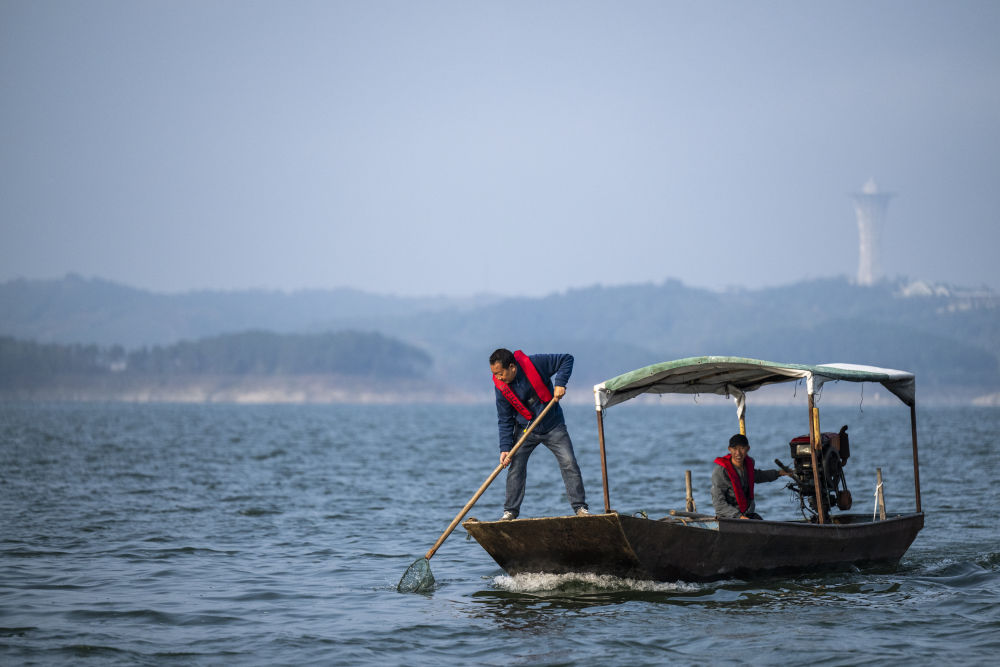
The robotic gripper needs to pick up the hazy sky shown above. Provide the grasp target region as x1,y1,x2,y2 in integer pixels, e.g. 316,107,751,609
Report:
2,1,999,297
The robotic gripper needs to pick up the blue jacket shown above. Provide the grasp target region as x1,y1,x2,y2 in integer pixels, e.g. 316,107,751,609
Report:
494,353,573,451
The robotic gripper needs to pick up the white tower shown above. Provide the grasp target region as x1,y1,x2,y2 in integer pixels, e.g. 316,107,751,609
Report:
851,179,894,286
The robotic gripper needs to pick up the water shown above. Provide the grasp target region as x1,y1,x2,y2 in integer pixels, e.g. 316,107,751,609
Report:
2,401,998,665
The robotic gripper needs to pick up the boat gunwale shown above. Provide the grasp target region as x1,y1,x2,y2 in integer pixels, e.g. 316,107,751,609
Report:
466,510,924,530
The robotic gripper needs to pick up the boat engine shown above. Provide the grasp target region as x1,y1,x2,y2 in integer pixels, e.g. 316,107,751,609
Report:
778,425,852,521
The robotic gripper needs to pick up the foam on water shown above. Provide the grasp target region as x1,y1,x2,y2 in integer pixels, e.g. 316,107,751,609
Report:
491,571,702,594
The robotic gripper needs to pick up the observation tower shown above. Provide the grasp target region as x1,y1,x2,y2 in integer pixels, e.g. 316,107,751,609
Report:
851,178,894,286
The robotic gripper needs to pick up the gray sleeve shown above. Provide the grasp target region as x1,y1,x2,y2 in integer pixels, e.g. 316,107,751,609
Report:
755,468,781,483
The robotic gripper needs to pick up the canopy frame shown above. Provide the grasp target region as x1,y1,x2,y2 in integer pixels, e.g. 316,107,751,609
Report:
591,356,921,519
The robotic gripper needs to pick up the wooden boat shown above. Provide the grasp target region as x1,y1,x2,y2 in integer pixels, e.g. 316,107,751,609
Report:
463,356,925,582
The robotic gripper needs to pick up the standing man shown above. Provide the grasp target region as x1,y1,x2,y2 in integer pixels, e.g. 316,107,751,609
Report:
711,433,791,520
490,348,590,520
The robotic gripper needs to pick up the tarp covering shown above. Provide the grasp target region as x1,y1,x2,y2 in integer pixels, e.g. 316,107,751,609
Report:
593,356,916,412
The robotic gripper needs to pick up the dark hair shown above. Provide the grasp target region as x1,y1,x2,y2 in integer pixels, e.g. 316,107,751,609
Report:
729,434,749,448
489,348,515,367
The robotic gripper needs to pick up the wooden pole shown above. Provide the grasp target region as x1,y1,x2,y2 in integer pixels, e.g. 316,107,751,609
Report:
685,470,695,512
596,407,611,514
808,394,825,524
910,404,922,513
876,467,887,521
737,393,747,435
422,398,559,560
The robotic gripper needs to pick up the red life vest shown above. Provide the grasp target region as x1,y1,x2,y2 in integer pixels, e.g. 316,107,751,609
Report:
492,350,553,421
714,454,756,514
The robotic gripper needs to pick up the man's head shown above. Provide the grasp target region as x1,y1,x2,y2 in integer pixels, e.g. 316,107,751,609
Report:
490,348,518,384
728,433,750,466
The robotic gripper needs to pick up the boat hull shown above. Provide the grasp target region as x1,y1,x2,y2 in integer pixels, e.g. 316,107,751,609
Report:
462,512,924,582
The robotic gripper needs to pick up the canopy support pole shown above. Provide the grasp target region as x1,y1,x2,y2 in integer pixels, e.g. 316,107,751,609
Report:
910,404,922,513
808,394,826,524
596,407,611,513
732,389,746,436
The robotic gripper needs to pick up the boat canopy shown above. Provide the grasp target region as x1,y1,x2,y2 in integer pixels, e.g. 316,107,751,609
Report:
593,356,916,416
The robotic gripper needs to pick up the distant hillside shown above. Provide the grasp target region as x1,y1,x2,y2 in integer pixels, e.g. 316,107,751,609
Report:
0,274,496,348
354,278,1000,395
1,274,998,402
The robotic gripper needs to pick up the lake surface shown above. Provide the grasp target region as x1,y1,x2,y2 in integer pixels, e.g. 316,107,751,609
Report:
2,401,998,665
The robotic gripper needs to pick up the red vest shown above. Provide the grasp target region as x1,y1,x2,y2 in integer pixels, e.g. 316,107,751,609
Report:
714,454,756,514
493,350,553,421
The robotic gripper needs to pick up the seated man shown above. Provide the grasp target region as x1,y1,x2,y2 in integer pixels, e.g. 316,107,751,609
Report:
711,433,791,520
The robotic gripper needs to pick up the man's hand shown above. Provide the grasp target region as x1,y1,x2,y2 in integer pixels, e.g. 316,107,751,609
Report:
553,386,566,400
500,451,511,468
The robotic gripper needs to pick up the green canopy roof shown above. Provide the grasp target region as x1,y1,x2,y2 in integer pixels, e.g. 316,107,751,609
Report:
593,356,916,412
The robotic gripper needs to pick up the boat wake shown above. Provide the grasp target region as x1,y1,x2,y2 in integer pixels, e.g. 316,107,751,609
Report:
491,571,701,594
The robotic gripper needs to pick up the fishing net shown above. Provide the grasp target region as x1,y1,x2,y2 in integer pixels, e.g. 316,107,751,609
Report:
397,557,435,593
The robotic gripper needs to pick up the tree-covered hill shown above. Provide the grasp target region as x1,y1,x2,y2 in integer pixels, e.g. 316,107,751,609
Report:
0,330,432,394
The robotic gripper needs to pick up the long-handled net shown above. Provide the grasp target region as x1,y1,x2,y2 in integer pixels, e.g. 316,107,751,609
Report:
396,399,559,593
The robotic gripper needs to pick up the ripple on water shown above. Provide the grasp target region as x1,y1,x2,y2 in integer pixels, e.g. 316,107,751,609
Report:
237,507,283,516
